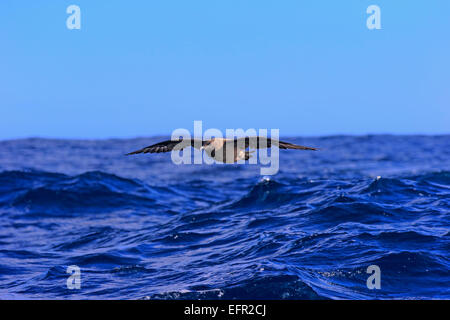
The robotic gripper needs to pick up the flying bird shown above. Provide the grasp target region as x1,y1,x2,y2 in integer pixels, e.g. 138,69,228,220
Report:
126,137,317,163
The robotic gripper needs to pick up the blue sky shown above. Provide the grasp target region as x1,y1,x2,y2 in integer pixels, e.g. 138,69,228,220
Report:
0,1,449,139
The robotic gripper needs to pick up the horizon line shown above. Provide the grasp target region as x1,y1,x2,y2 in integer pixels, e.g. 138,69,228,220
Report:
1,132,449,142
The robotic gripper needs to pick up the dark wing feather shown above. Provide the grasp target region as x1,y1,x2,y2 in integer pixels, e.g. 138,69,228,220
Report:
235,137,317,151
277,140,317,150
126,139,204,155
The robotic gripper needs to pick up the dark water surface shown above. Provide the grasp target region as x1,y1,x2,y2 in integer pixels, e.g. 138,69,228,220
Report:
0,135,449,299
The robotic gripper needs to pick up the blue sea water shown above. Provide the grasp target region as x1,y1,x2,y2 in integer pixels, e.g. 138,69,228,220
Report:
0,135,448,299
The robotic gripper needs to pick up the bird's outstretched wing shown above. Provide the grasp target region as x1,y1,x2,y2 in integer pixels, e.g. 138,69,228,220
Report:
235,137,317,151
126,139,204,155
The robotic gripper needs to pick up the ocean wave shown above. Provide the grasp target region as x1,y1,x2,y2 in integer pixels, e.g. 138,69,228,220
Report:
148,275,326,300
0,170,172,216
0,137,449,299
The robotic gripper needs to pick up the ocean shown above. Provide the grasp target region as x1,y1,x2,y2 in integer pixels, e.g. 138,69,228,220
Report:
0,135,448,299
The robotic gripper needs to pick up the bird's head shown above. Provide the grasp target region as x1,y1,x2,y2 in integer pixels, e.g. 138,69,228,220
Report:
201,139,214,152
200,140,211,150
